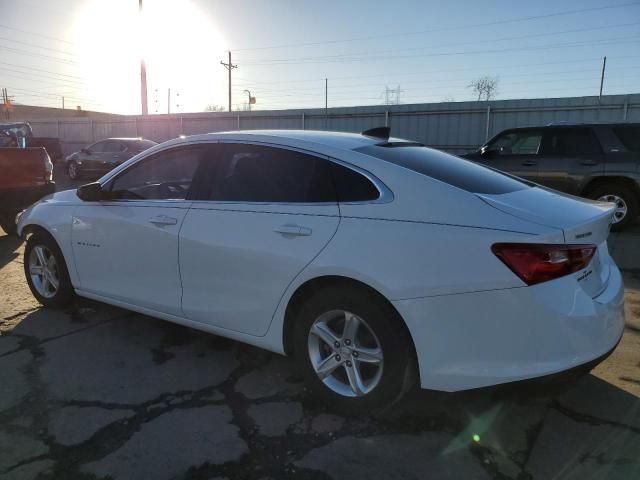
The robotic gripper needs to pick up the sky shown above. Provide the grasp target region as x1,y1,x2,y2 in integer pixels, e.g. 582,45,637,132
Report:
0,0,639,114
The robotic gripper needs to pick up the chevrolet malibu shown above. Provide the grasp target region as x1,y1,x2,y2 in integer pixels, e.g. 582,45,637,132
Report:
17,128,625,410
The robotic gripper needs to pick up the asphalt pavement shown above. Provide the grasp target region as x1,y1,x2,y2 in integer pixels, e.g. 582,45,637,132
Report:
0,165,638,480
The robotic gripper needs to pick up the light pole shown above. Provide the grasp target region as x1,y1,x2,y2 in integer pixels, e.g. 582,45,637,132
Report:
243,89,252,111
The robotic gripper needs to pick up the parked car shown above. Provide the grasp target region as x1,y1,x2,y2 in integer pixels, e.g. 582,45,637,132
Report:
0,121,63,161
0,147,55,235
65,137,158,180
462,122,640,230
17,128,623,410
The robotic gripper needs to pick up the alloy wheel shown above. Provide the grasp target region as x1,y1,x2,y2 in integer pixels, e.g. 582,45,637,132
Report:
308,309,384,397
28,245,60,298
598,194,628,224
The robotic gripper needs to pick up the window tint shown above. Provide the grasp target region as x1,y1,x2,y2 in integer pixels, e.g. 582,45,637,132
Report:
130,139,158,152
109,146,203,200
208,144,335,203
543,128,600,157
330,162,379,202
612,126,640,153
355,145,529,195
489,130,543,155
89,141,106,153
104,141,126,153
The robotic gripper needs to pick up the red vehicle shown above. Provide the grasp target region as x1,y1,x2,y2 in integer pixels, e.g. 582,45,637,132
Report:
0,147,55,235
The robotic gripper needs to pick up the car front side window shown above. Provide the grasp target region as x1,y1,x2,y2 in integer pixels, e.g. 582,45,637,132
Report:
108,146,204,200
489,130,543,155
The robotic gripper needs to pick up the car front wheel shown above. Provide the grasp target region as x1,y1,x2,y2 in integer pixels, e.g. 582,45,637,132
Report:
293,285,415,412
24,231,74,308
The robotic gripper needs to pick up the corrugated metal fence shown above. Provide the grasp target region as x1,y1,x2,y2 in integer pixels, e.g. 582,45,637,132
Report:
28,94,640,157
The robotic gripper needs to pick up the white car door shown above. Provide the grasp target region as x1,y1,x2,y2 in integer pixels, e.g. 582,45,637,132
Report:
179,142,340,336
72,145,206,316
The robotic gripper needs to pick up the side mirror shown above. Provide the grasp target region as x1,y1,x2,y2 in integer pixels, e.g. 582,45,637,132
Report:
77,182,105,201
81,148,91,155
480,146,498,158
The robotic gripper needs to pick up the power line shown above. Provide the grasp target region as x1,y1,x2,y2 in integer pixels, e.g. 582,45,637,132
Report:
0,36,76,57
0,44,80,66
241,36,640,66
234,64,640,97
233,55,640,87
0,60,84,80
232,1,640,51
0,23,73,45
237,21,640,63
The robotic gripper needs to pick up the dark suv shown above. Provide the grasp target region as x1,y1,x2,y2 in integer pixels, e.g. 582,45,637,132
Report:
462,123,640,229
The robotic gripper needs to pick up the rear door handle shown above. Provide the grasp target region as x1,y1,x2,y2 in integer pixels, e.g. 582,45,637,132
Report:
580,160,598,166
521,160,537,166
274,224,312,236
148,215,178,226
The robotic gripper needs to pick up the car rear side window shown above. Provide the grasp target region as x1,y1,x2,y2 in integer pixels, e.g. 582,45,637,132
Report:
355,144,529,195
208,144,335,203
542,128,601,157
612,126,640,152
330,162,380,202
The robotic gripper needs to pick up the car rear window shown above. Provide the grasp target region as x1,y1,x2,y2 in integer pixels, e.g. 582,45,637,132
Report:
355,144,530,194
612,126,640,153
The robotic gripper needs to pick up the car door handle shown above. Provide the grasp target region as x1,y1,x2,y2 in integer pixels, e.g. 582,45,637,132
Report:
580,160,598,166
521,160,537,166
274,224,312,236
148,215,178,226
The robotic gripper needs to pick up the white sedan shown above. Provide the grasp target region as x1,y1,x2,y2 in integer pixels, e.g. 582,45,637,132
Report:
18,128,625,410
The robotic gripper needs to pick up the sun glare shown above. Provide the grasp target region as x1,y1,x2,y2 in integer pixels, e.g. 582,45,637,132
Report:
73,0,226,114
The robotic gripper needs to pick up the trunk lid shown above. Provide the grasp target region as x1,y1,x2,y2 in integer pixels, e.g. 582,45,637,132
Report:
478,186,615,297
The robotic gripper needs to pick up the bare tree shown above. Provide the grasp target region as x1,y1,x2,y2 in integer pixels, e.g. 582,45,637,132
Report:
467,76,499,101
204,104,226,112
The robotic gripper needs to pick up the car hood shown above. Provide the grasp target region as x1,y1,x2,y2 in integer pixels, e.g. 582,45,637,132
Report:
37,188,80,205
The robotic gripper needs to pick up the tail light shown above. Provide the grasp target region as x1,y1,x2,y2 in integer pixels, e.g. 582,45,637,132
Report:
491,243,596,286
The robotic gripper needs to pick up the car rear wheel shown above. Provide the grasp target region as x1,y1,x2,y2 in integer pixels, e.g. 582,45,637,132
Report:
68,161,80,180
24,231,74,308
588,184,638,231
293,285,415,412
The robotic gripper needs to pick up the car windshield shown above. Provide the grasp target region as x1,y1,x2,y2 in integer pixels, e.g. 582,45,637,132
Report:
355,144,531,194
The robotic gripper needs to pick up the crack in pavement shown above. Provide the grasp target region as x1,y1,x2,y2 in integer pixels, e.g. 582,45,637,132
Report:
552,400,640,435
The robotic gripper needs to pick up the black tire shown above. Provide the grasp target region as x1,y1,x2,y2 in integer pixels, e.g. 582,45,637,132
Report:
587,184,639,231
67,160,80,180
24,231,74,308
0,212,18,236
292,284,416,413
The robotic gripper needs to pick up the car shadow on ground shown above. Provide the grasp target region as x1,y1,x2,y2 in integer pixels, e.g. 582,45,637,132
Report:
2,301,639,480
0,233,22,269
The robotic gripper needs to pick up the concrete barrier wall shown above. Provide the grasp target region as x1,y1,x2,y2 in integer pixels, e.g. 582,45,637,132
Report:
26,94,640,157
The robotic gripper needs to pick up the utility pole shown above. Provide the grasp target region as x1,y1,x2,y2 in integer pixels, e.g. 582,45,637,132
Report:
598,56,607,103
62,96,65,110
167,88,171,114
139,0,148,115
220,51,237,112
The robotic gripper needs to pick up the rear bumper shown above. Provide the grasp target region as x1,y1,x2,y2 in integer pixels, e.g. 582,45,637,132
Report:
393,261,625,392
0,181,55,214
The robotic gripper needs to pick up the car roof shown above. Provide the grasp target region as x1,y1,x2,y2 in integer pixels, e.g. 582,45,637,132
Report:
504,122,640,131
102,137,153,142
175,130,412,152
